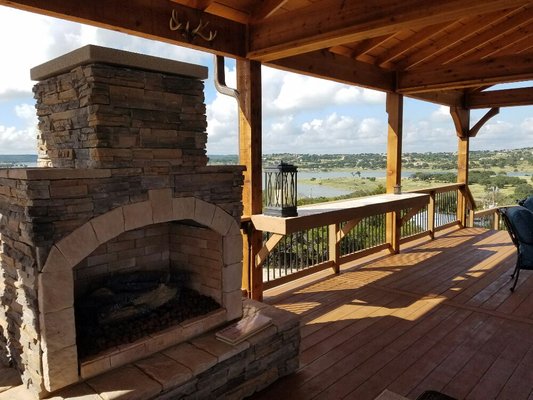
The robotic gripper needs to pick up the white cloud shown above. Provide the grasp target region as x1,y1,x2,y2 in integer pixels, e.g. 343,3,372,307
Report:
0,103,38,154
430,105,451,122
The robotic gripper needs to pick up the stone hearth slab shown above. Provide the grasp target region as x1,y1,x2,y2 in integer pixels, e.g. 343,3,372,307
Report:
0,300,299,400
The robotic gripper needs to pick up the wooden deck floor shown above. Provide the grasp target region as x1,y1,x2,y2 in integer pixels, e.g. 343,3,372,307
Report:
251,227,533,400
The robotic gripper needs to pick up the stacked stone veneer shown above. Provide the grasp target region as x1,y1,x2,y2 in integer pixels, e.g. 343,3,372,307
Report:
0,46,250,398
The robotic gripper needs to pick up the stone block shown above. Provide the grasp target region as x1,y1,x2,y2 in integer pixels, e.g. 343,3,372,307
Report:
223,289,244,321
42,345,79,392
40,308,76,354
162,342,216,376
90,207,125,244
47,382,101,400
211,207,235,236
223,262,243,293
38,270,74,313
134,353,192,391
86,364,162,400
148,188,173,223
123,201,153,231
194,199,215,228
110,342,149,369
223,234,243,265
80,355,112,380
41,245,70,273
190,334,249,363
172,197,195,221
56,223,99,267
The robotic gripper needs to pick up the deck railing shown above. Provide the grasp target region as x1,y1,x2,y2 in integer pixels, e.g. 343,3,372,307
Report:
260,183,466,289
469,206,507,230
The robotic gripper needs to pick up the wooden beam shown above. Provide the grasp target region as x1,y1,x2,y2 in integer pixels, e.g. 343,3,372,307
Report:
248,0,528,62
397,53,533,93
350,35,394,59
466,87,533,108
251,0,288,22
469,107,499,137
407,90,464,107
238,60,263,300
0,0,245,57
268,50,394,92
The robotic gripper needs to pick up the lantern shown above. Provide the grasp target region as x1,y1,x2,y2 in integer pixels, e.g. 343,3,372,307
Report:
264,162,298,217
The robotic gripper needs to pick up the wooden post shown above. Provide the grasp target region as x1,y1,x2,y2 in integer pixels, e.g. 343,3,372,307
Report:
237,59,263,300
385,92,403,253
328,223,340,274
428,191,436,239
451,106,470,227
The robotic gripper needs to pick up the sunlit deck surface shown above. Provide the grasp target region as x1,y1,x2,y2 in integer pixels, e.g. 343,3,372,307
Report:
252,227,533,400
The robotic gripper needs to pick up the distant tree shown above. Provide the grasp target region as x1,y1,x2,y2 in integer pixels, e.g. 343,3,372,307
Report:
514,183,533,201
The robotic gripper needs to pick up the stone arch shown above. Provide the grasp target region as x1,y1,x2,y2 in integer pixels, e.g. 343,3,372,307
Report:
37,189,241,392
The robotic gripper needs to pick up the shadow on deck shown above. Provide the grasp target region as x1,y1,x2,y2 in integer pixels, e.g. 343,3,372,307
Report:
251,227,533,400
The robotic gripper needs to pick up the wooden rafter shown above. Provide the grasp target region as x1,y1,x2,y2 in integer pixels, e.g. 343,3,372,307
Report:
248,0,529,62
398,52,533,93
0,0,246,57
394,11,509,70
470,29,533,61
350,34,394,59
376,23,450,67
466,87,533,108
251,0,288,22
431,6,533,66
268,50,394,92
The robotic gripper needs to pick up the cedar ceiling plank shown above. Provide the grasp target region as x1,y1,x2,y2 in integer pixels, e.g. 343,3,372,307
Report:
268,50,394,92
466,87,533,108
376,22,450,66
248,0,530,62
0,0,246,57
394,10,510,70
433,5,533,66
398,52,533,93
251,0,288,22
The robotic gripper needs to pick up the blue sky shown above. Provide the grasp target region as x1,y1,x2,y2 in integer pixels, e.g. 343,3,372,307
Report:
0,6,532,156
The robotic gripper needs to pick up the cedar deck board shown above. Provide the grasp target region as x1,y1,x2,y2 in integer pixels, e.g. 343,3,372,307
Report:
251,227,533,400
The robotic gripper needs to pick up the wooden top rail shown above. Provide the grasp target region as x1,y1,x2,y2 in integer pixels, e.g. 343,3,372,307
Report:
408,183,466,195
251,192,429,235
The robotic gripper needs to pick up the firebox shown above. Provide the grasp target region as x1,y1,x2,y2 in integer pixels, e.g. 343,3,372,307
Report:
0,45,244,398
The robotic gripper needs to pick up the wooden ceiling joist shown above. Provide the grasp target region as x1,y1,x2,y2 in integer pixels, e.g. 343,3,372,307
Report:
398,53,533,93
466,87,533,108
0,0,246,57
248,0,529,62
268,50,394,92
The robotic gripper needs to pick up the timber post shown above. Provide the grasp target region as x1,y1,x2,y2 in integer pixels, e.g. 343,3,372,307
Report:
238,59,264,300
385,92,403,253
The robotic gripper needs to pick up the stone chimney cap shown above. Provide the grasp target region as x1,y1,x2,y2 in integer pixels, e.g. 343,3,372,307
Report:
30,44,208,81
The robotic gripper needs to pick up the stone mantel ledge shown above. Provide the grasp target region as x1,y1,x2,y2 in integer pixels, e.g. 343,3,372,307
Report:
0,168,112,180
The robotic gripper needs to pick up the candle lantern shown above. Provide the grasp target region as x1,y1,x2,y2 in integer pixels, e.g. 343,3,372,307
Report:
264,162,298,217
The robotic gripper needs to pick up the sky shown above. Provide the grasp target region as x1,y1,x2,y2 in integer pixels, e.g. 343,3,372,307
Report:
0,7,532,156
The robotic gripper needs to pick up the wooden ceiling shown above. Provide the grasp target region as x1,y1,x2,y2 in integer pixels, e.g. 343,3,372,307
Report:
2,0,533,108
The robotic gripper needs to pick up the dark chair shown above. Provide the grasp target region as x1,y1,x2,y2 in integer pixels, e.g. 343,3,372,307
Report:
519,195,533,212
499,206,533,291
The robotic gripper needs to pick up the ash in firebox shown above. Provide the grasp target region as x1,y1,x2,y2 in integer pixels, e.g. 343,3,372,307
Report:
75,270,220,359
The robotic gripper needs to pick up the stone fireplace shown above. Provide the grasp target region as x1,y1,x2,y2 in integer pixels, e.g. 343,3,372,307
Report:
0,45,246,397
